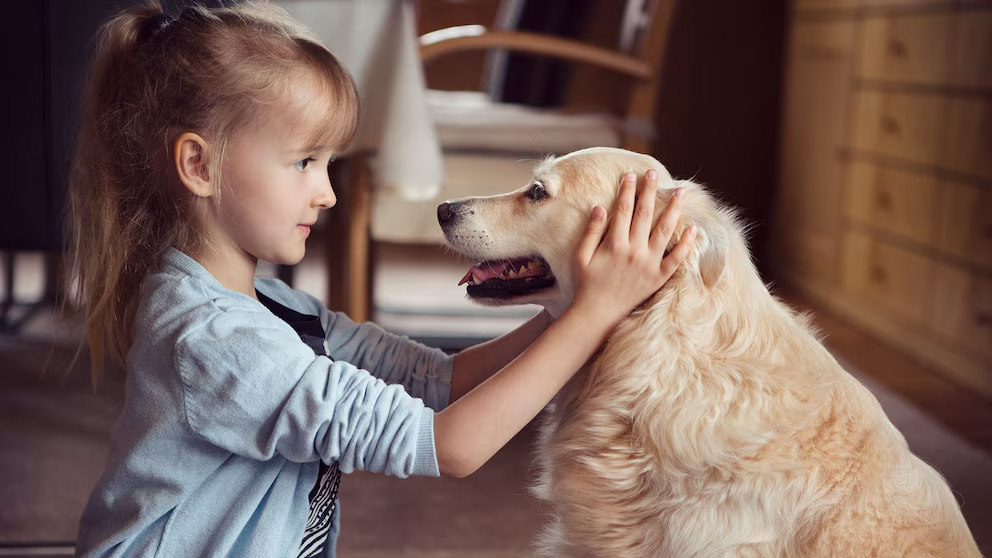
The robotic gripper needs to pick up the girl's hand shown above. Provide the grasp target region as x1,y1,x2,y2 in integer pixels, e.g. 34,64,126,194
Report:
567,170,696,327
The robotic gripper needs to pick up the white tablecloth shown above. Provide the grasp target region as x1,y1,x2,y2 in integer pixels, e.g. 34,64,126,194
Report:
277,0,443,201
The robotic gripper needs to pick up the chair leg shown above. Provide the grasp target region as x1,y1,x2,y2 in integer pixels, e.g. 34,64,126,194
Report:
347,154,372,323
324,166,347,315
324,154,372,323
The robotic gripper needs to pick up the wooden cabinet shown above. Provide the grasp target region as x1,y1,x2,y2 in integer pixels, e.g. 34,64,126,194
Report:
777,2,992,398
858,13,955,84
841,231,936,324
777,19,856,285
938,180,992,268
844,162,939,245
944,96,992,180
951,10,992,90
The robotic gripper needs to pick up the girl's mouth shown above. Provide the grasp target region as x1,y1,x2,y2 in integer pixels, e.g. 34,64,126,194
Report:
298,225,311,237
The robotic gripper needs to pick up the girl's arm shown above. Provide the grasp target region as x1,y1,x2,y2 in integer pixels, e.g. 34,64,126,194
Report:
435,304,619,478
448,309,555,403
279,289,454,410
434,171,696,478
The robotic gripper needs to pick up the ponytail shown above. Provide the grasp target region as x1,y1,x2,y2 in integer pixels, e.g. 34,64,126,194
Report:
69,2,178,384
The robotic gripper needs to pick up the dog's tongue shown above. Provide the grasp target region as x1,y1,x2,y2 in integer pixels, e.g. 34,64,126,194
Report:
458,257,548,285
458,261,511,286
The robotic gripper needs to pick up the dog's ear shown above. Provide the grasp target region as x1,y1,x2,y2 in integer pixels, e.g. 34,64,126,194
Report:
696,222,728,288
668,181,729,288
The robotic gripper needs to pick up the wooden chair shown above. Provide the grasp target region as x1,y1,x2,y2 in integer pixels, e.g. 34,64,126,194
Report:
326,0,679,323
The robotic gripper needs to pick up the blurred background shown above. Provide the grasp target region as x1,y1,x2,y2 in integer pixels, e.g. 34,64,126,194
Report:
1,0,990,556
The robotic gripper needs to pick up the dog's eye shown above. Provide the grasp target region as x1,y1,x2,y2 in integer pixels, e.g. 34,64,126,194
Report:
527,182,548,202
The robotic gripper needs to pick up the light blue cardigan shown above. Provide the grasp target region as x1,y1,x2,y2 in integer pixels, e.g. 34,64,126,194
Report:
77,248,453,557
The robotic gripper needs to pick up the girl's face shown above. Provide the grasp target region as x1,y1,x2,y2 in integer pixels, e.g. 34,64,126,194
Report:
215,75,338,267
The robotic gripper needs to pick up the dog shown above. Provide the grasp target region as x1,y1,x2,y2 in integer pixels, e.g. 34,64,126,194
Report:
438,147,981,557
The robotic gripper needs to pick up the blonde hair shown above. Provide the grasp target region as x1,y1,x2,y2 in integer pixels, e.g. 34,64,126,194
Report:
68,0,359,384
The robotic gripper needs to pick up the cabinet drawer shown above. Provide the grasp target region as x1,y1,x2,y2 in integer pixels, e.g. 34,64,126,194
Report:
933,264,992,360
861,0,954,6
851,91,946,166
844,231,934,325
842,231,934,323
793,0,859,10
791,18,857,58
944,97,992,180
938,181,992,269
845,161,939,245
858,13,954,85
951,10,992,91
781,231,841,284
779,20,854,252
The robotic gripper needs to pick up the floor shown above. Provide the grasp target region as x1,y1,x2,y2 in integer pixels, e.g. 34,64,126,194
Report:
1,243,991,556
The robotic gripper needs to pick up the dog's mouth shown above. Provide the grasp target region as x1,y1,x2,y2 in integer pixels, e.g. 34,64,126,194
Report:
458,256,556,299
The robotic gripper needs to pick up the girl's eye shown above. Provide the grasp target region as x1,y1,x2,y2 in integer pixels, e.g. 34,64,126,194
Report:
527,182,548,202
295,158,314,172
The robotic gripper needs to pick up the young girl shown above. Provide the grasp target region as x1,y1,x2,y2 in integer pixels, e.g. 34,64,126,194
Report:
69,2,694,556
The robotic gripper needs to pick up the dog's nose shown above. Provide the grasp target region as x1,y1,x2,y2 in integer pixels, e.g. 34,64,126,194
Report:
438,202,454,224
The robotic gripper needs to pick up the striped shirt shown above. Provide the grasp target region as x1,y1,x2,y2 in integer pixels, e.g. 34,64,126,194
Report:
257,291,341,557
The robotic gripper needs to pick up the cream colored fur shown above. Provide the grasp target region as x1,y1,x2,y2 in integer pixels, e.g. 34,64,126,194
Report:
441,147,981,558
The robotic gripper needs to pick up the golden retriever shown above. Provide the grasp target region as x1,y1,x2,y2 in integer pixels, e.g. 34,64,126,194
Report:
438,147,981,558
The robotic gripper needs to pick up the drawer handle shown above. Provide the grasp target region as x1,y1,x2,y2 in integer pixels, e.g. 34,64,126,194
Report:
869,265,888,285
976,313,992,327
983,224,992,239
887,40,908,58
881,116,902,136
874,191,893,211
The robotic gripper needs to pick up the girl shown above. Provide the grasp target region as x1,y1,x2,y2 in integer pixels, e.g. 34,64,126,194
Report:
68,2,695,557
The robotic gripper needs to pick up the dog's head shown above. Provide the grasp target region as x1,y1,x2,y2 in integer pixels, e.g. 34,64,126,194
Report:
439,147,737,309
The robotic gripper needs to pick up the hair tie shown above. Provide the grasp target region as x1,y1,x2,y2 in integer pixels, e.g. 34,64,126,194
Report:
138,12,175,45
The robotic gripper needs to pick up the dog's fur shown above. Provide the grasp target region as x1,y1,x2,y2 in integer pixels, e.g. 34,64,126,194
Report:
440,148,981,557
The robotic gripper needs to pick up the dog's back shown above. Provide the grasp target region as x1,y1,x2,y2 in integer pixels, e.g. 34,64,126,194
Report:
802,370,979,557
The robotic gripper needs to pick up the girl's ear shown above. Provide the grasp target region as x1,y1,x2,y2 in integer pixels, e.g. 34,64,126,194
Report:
174,132,213,198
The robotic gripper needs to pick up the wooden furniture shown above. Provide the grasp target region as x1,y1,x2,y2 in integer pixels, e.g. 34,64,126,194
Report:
775,0,992,398
329,0,679,323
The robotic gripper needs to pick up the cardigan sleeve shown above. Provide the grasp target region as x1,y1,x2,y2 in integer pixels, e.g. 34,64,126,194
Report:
264,281,453,412
174,306,439,477
324,313,453,411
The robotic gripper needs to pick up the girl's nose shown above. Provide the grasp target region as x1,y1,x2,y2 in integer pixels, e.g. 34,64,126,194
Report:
315,176,336,209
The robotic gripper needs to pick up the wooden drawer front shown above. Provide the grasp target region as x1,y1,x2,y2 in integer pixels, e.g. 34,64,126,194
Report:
791,18,856,58
861,0,954,6
842,231,934,323
851,91,946,166
782,231,841,284
951,10,992,91
845,161,938,245
779,20,854,246
793,0,859,10
944,97,992,180
858,13,954,85
938,181,992,269
934,264,992,360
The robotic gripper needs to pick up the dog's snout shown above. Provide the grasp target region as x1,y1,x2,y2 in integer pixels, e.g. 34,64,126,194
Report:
438,201,458,225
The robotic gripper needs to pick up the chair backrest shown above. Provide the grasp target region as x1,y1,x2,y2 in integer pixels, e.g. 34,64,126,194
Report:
481,0,678,152
489,0,671,57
